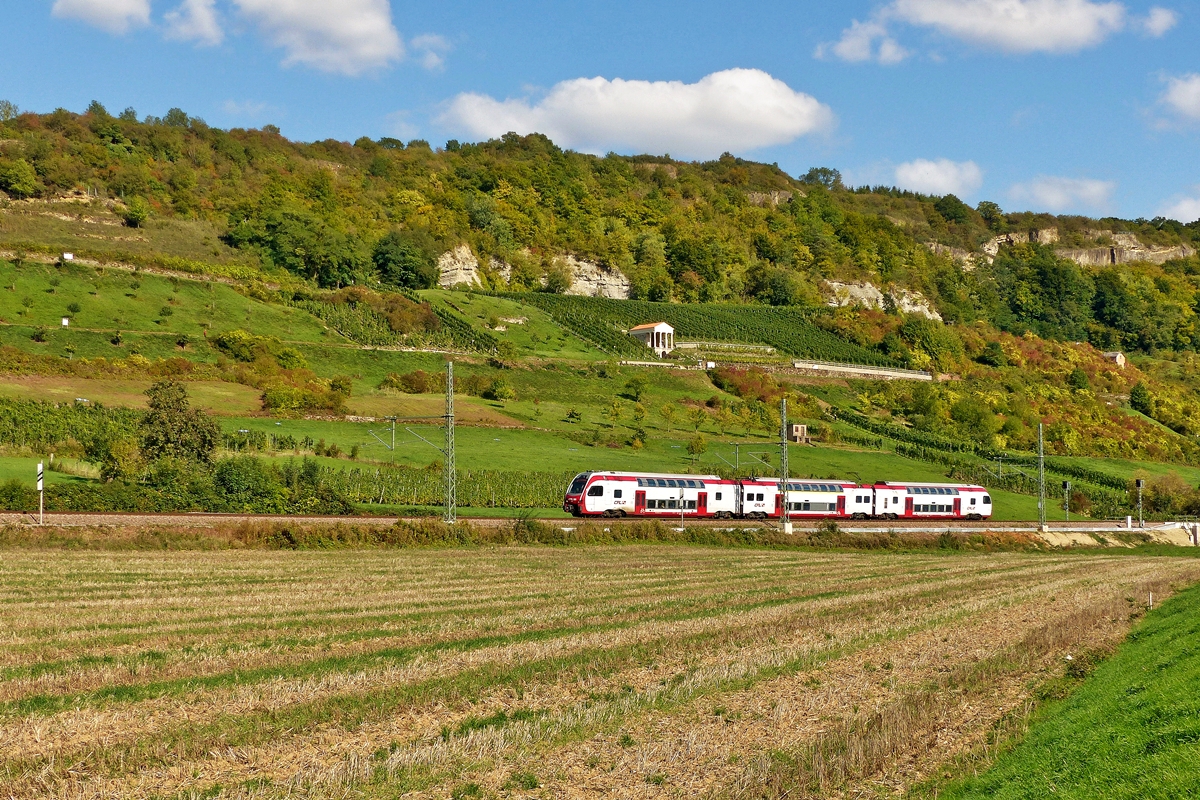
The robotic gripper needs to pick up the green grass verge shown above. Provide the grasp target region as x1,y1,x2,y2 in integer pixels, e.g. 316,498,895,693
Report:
939,582,1200,800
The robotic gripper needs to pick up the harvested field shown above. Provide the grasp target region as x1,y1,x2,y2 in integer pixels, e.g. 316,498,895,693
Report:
1,547,1196,799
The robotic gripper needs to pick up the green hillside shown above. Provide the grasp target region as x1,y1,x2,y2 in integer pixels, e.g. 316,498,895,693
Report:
2,103,1200,519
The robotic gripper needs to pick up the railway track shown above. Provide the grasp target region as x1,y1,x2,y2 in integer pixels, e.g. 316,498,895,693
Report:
0,510,1187,535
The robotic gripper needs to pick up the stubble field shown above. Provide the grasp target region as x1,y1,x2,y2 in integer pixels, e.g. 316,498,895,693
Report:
2,546,1196,799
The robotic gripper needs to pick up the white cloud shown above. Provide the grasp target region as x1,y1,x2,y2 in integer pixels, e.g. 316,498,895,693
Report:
820,0,1135,61
440,69,834,160
164,0,223,46
232,0,403,75
815,19,909,64
1140,6,1178,36
1162,73,1200,120
1008,176,1115,211
894,158,983,196
52,0,150,34
890,0,1127,53
1160,193,1200,223
410,34,451,71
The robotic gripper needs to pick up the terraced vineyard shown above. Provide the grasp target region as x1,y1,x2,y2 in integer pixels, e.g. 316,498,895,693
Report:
3,546,1194,799
513,294,898,365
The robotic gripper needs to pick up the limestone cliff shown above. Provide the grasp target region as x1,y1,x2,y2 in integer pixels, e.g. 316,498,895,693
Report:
436,245,482,288
558,255,631,299
926,228,1194,270
824,281,942,321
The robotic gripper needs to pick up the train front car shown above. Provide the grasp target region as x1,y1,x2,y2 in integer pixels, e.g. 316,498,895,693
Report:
565,471,736,518
563,472,591,516
872,482,993,520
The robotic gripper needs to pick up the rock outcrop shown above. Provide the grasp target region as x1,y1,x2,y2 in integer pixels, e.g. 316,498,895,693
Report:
982,228,1059,258
486,252,630,298
824,281,942,321
436,245,482,288
560,255,631,299
1056,232,1195,267
489,257,513,283
969,227,1195,268
925,242,977,270
746,190,795,208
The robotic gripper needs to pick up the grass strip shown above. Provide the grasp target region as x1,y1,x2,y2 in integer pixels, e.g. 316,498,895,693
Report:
935,582,1200,800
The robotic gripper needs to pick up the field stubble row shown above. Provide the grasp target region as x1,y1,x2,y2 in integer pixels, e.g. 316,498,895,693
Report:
1,547,1196,799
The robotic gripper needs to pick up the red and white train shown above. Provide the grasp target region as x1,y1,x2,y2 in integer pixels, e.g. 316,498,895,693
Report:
563,471,992,520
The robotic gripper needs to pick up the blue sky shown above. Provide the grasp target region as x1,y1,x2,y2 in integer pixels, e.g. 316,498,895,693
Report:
2,0,1199,220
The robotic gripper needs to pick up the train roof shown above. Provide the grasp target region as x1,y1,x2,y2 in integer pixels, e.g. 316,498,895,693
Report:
874,481,987,489
584,471,724,480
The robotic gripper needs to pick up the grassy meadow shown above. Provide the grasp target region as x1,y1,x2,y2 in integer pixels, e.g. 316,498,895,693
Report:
0,545,1194,799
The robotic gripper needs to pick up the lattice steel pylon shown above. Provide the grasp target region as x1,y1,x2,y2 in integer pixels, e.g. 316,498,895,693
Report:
444,361,456,524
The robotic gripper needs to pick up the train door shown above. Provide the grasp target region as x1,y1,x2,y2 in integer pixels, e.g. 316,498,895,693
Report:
697,492,707,516
836,495,846,516
905,497,914,517
953,498,961,517
775,492,783,517
635,491,646,514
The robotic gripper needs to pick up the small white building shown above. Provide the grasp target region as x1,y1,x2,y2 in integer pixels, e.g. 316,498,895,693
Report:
629,322,675,357
1102,351,1127,369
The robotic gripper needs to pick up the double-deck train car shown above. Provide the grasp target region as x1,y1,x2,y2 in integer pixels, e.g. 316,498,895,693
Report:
872,482,992,520
564,471,992,520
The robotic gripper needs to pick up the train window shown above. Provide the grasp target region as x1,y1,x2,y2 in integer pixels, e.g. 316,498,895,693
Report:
569,475,589,493
983,496,992,504
614,489,623,499
758,493,765,501
970,497,976,505
715,492,723,501
587,485,604,497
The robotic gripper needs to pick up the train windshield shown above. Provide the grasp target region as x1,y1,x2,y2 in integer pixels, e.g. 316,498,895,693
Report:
568,473,590,494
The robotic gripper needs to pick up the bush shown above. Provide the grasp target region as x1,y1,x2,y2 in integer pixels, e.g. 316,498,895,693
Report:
0,158,41,198
120,196,151,228
275,347,307,370
483,377,516,401
381,369,445,394
0,479,36,511
212,329,270,362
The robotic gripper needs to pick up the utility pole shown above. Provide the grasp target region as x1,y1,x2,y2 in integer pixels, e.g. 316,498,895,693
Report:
779,398,791,534
1037,423,1047,531
1063,480,1071,522
1136,478,1144,529
445,361,456,525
